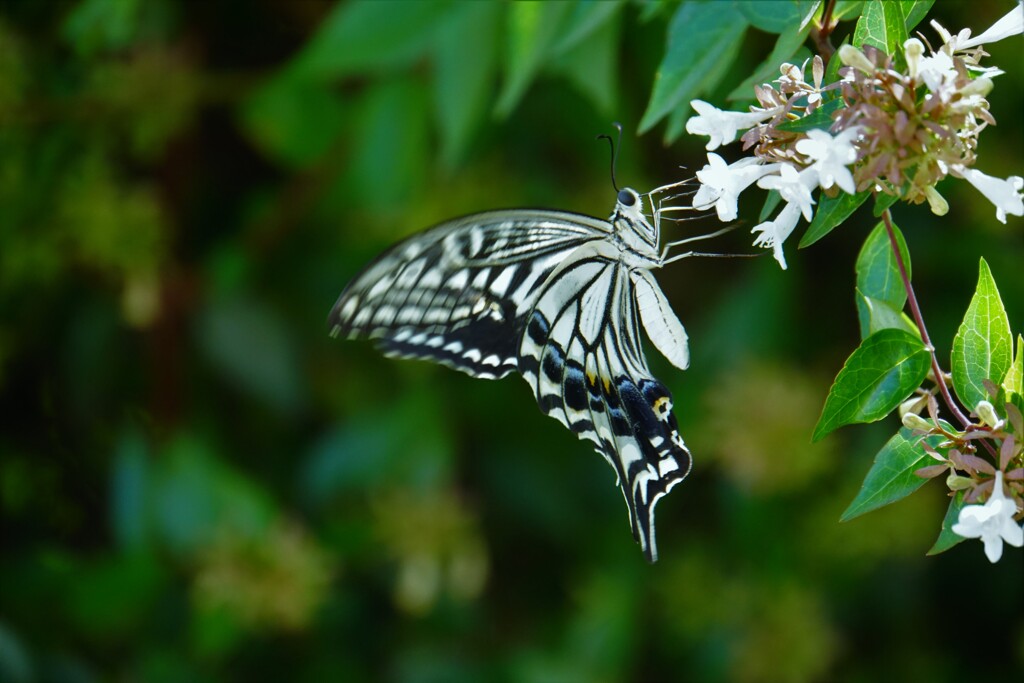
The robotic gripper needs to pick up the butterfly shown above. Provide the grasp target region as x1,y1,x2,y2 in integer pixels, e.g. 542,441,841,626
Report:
329,183,708,562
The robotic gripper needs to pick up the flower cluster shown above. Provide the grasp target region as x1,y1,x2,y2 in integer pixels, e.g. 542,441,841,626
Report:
905,393,1024,563
684,4,1024,268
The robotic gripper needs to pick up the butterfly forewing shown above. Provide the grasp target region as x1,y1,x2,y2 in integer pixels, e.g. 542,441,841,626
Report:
328,210,608,378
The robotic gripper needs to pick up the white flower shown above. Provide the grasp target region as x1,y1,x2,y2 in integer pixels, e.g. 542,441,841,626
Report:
751,201,803,270
956,2,1024,50
795,127,860,194
975,400,1005,430
756,163,817,222
954,166,1024,223
693,153,779,222
951,471,1024,563
685,100,778,151
904,38,925,79
916,49,959,94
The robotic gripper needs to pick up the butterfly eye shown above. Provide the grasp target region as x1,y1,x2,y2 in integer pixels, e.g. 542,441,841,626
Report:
617,189,637,207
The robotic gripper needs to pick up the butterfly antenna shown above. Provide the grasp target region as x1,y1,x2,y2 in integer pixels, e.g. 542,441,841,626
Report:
596,122,623,192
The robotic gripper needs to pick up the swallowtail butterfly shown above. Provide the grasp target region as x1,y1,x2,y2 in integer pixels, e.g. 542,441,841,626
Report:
329,185,700,562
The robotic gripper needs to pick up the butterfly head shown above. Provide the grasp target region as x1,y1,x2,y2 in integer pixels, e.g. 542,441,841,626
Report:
614,187,659,252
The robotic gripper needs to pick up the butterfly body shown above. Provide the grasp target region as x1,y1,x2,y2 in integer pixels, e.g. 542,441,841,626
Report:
329,188,692,562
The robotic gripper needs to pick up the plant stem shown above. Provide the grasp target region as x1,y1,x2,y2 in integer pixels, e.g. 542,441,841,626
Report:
812,0,838,60
880,209,972,430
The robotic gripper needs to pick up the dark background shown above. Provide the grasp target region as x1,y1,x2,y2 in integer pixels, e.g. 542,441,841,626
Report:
1,1,1021,682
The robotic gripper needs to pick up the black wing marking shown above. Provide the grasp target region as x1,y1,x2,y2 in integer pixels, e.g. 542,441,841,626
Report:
328,210,608,379
518,242,692,562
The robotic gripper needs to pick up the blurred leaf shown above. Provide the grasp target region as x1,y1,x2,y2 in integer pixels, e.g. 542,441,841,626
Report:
727,26,811,101
927,491,968,555
196,295,304,413
300,388,454,506
813,328,931,441
852,0,906,53
66,554,165,638
639,2,748,135
291,0,451,80
241,76,347,168
901,0,936,31
798,189,870,247
736,0,818,33
61,0,143,56
111,427,152,551
551,9,620,116
344,78,431,209
841,428,940,521
153,435,277,555
951,258,1012,412
0,621,32,683
855,292,918,339
432,2,501,169
856,220,910,310
552,0,624,55
495,1,574,117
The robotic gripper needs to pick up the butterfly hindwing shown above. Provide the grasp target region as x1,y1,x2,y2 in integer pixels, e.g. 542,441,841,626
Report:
518,242,692,562
328,210,608,378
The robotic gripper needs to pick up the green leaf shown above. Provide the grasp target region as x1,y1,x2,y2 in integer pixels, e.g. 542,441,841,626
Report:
639,2,748,134
813,328,931,441
759,190,783,222
240,75,347,168
433,2,501,169
344,79,431,209
851,0,906,54
856,220,910,310
799,189,870,247
495,1,574,117
951,258,1013,412
775,98,843,132
927,492,968,555
551,0,624,55
112,427,152,551
901,0,936,32
841,428,943,521
735,0,818,34
1004,334,1024,402
196,295,305,414
291,0,450,79
872,191,899,216
831,1,865,21
728,27,810,101
551,7,620,116
856,292,918,339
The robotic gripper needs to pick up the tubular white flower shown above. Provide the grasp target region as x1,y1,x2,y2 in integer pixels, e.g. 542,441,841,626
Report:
795,127,860,195
904,38,925,79
956,2,1024,50
838,44,875,74
685,100,778,151
954,166,1024,223
976,400,1005,430
751,201,802,270
951,471,1024,563
756,164,817,221
917,49,959,95
693,153,779,222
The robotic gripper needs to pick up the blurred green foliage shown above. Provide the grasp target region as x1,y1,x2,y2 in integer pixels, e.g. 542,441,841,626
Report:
0,1,1021,682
